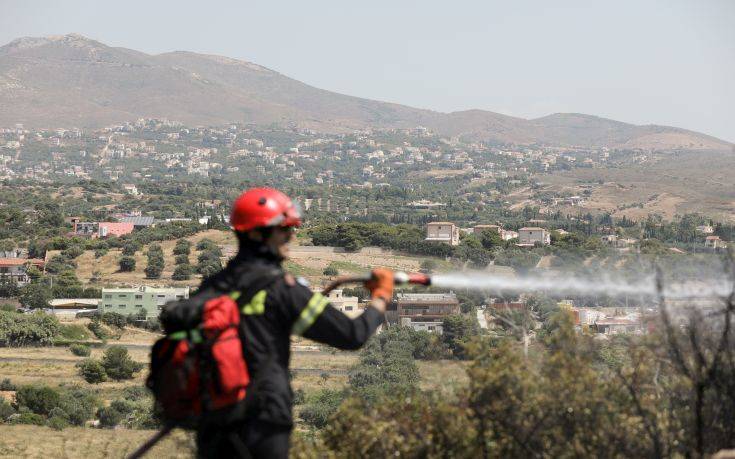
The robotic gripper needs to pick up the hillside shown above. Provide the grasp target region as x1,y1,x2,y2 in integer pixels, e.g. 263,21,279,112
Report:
0,33,730,150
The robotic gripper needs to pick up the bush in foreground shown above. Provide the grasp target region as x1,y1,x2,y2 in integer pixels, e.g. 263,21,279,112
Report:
102,346,143,380
77,359,107,384
69,344,91,357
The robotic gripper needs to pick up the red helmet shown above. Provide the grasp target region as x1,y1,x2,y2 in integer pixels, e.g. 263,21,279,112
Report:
230,188,302,232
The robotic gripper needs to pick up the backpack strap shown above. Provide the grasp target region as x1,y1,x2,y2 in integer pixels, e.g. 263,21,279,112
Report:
231,267,283,315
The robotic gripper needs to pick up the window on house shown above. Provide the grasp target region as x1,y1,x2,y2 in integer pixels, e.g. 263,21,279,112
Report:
118,304,126,308
345,306,353,311
176,295,184,300
105,304,112,308
104,294,112,299
135,294,143,300
118,294,127,298
135,304,143,308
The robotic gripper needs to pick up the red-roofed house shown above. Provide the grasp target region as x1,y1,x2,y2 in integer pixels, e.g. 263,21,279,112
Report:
0,258,45,286
98,222,135,238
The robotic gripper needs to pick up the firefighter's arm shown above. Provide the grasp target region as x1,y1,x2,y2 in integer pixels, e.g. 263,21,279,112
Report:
289,269,392,350
296,300,385,350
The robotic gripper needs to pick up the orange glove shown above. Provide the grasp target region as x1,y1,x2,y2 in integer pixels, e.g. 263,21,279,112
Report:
365,268,394,302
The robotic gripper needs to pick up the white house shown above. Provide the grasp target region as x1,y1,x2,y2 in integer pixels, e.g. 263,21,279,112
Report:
425,222,460,246
518,227,550,246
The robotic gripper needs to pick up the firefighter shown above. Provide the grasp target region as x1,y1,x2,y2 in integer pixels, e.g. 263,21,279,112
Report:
194,187,393,458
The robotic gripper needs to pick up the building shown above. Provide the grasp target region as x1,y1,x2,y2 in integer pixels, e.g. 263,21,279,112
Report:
593,318,641,335
705,235,727,250
601,234,618,245
98,222,135,237
325,289,361,317
46,298,100,318
696,225,714,234
388,292,460,334
122,184,139,196
0,258,45,286
119,216,155,229
99,286,189,318
518,227,550,246
425,222,460,246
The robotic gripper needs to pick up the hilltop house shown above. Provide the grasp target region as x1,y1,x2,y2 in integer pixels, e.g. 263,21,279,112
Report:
425,222,460,246
705,235,728,250
517,227,550,246
0,258,45,286
387,292,460,334
325,289,361,317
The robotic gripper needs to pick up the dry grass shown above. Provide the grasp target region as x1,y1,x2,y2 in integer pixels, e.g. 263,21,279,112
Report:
541,150,735,222
0,425,194,458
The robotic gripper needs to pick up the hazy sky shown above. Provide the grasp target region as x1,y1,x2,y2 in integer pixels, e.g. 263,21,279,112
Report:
2,0,734,141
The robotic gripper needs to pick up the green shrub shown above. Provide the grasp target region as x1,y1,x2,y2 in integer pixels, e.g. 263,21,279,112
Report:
0,399,15,420
58,323,91,341
14,385,61,415
69,344,91,357
323,265,339,276
173,240,191,256
86,319,109,340
100,312,127,329
172,264,193,280
59,386,99,425
47,415,69,430
196,239,220,253
61,246,84,259
94,248,109,258
300,389,346,429
121,386,149,401
122,242,141,256
144,261,163,279
77,359,107,384
9,411,44,425
18,283,53,310
0,378,17,391
97,405,124,428
119,256,136,272
101,346,143,380
174,254,189,265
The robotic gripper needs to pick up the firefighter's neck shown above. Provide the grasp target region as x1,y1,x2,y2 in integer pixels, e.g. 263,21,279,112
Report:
241,227,291,261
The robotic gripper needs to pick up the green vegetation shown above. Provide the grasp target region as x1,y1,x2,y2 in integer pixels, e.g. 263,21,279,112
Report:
119,255,136,272
69,343,91,357
0,310,60,346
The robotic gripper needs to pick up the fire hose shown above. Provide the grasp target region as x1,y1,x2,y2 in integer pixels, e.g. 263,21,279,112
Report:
322,270,432,294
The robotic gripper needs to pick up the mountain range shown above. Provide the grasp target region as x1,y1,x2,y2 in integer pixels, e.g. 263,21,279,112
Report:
0,34,730,150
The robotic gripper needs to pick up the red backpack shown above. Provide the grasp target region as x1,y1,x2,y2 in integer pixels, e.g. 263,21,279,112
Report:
147,292,249,428
147,271,279,429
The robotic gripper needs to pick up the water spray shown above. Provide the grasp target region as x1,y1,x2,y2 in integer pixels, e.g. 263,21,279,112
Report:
323,269,733,301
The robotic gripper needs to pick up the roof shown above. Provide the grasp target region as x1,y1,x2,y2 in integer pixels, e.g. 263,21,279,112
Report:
0,258,45,267
120,216,155,226
427,222,455,226
99,222,135,230
705,235,721,240
48,298,99,308
519,227,545,231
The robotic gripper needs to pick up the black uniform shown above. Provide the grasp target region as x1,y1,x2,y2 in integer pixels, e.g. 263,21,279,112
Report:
181,248,384,458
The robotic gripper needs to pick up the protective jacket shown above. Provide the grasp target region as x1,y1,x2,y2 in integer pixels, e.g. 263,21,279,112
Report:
167,246,385,428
